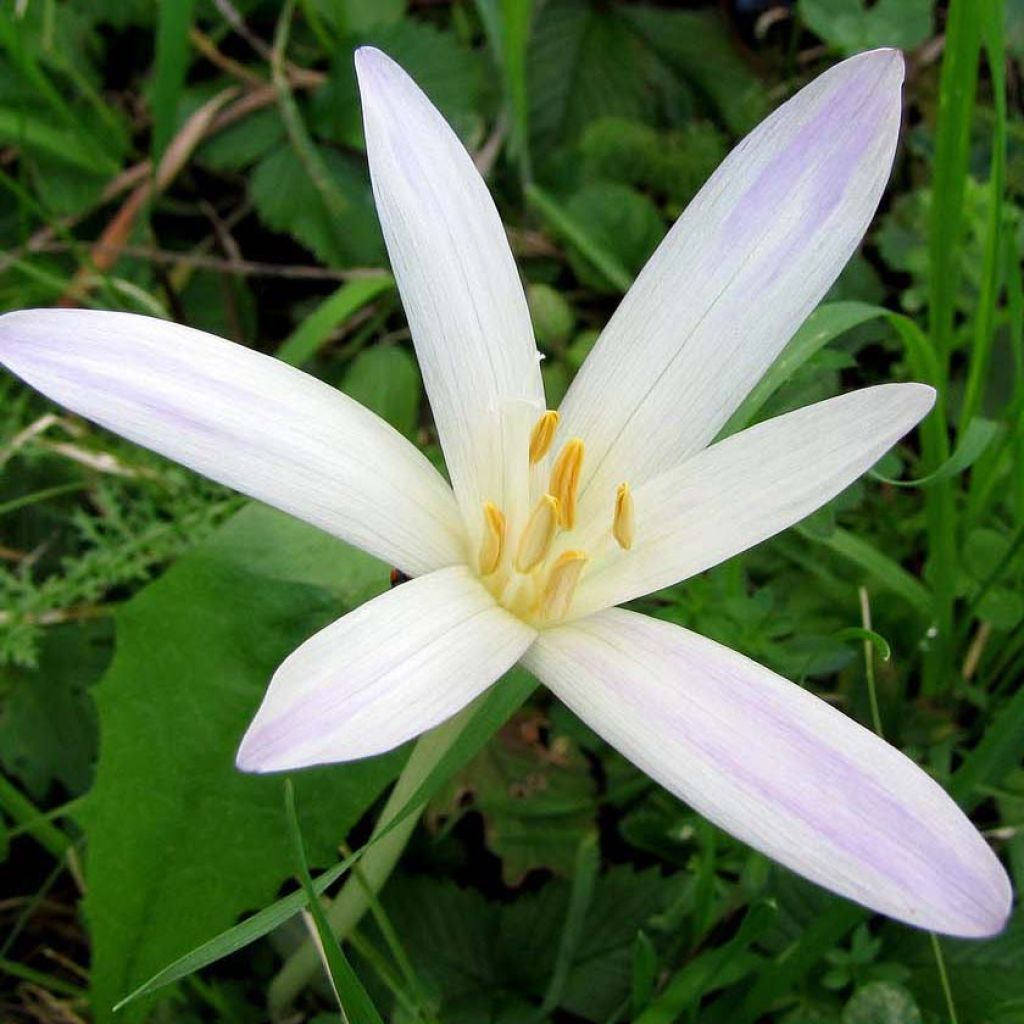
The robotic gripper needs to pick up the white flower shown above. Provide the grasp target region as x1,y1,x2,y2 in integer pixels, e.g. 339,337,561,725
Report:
0,47,1010,938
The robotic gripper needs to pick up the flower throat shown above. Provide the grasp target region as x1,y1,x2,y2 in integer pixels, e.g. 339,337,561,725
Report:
476,410,634,626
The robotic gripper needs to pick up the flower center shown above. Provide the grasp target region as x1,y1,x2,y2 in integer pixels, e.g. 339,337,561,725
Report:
475,410,634,627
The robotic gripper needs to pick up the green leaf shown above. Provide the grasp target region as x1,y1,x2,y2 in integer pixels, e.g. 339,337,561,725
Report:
564,184,664,293
527,283,575,351
525,183,634,293
312,21,485,148
78,504,403,1022
0,106,113,173
0,621,108,799
527,0,663,153
277,276,395,367
149,0,196,164
197,107,287,172
432,710,597,884
722,301,887,437
284,780,385,1024
313,0,407,36
797,525,932,617
536,831,600,1017
887,909,1024,1020
871,417,1000,489
250,143,385,268
342,346,423,439
635,901,775,1023
799,0,933,54
619,6,767,133
842,982,922,1023
117,667,538,1010
833,627,892,663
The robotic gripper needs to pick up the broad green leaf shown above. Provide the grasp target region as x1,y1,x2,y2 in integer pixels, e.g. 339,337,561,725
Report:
117,667,539,1010
313,0,407,35
527,283,575,352
78,504,404,1021
0,621,108,799
277,276,395,367
343,346,422,439
799,0,933,54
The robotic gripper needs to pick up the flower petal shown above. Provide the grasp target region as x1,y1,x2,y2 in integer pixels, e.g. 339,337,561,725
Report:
356,47,545,535
571,383,934,619
0,308,464,575
525,610,1011,937
237,565,535,772
558,49,905,522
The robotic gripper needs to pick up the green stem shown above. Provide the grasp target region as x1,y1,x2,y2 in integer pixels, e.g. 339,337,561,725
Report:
930,933,959,1024
859,587,883,738
266,706,478,1016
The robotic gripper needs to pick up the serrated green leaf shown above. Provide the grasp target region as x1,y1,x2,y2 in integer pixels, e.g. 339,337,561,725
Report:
312,22,484,148
800,0,933,55
197,107,287,172
250,143,385,268
619,6,767,133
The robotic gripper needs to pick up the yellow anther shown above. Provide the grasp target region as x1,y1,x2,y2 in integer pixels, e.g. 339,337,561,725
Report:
478,501,506,575
549,438,584,529
514,495,560,573
613,482,635,550
540,550,589,621
529,410,560,464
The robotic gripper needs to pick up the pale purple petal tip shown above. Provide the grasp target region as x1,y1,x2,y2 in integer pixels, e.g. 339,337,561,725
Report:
526,610,1013,938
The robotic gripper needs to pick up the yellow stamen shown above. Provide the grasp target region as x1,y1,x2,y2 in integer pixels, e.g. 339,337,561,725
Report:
613,482,635,550
514,494,560,573
478,501,506,575
540,550,589,621
529,410,560,464
549,438,584,529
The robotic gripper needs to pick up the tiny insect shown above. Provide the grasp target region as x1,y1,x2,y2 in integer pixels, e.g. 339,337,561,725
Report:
389,568,411,588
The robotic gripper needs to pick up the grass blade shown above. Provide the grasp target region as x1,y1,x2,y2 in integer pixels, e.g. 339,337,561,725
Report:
283,780,384,1024
151,0,198,166
277,276,395,366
